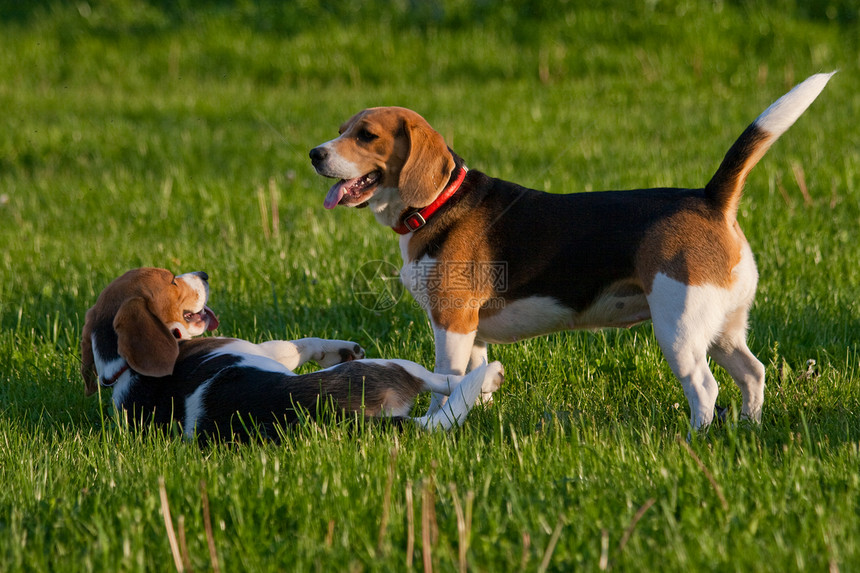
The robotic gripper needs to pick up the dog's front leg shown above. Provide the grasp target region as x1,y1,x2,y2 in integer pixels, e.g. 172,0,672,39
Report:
257,338,365,370
428,322,478,415
467,339,488,370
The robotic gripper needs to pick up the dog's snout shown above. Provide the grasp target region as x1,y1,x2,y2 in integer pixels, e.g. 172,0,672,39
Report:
195,271,209,282
309,147,328,163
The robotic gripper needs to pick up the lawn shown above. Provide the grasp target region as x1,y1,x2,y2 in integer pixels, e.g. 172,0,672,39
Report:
1,0,859,570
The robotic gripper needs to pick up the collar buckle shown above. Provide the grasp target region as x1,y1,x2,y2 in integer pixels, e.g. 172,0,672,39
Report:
402,211,427,232
393,164,468,235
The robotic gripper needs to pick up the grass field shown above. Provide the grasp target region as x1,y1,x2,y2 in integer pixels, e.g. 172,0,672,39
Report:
1,0,859,570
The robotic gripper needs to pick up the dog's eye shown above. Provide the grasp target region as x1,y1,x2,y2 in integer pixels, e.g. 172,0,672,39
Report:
356,128,377,143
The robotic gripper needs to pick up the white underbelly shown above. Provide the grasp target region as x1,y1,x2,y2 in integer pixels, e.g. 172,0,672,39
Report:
476,292,651,344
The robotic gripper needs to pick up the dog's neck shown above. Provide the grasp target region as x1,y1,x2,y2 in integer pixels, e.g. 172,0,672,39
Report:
369,187,408,228
370,151,468,231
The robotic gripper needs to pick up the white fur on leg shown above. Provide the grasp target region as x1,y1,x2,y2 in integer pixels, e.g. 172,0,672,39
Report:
468,339,495,404
415,361,504,431
468,339,488,371
427,327,478,415
257,338,364,370
708,307,766,423
648,273,735,430
709,341,765,422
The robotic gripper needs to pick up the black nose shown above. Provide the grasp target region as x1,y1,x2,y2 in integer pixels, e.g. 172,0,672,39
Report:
309,147,327,162
195,271,209,282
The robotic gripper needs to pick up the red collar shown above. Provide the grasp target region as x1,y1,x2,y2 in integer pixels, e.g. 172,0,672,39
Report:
100,362,130,387
393,166,468,234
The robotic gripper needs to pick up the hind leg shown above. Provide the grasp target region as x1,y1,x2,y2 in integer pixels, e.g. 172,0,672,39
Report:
415,361,505,431
367,358,503,399
649,275,727,430
362,358,504,430
708,307,765,423
468,339,496,404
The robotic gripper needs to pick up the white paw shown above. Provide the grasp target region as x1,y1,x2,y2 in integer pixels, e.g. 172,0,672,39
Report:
316,340,365,367
480,361,504,396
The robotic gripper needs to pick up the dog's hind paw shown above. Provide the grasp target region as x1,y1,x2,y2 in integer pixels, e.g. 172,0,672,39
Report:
479,361,504,402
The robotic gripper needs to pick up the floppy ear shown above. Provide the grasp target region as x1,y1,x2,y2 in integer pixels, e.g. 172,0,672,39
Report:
113,297,179,378
398,118,455,208
80,308,99,396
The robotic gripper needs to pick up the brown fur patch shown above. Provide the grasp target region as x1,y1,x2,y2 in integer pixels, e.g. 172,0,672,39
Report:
298,361,425,415
635,207,745,293
705,126,772,221
404,192,499,333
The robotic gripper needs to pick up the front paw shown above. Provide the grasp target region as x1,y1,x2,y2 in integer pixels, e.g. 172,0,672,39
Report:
317,340,365,367
337,343,365,363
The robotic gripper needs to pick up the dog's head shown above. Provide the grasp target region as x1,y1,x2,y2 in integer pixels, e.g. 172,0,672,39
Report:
309,107,455,213
80,268,219,396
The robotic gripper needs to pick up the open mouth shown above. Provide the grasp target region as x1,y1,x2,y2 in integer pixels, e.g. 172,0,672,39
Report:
176,307,220,339
324,170,381,209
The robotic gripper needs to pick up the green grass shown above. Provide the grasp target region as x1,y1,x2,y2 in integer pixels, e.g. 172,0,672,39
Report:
1,0,860,570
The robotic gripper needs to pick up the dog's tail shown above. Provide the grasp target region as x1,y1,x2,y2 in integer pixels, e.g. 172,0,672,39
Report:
704,72,835,220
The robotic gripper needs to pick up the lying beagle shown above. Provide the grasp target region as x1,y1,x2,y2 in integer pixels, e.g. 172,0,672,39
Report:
80,268,503,442
310,72,834,430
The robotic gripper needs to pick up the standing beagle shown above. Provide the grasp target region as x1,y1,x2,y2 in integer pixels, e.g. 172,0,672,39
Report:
310,72,834,430
80,268,503,442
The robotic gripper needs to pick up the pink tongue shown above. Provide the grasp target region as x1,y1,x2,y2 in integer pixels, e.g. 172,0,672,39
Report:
205,307,219,331
324,181,347,210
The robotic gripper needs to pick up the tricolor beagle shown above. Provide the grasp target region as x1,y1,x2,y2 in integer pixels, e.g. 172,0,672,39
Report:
310,72,834,430
80,268,503,442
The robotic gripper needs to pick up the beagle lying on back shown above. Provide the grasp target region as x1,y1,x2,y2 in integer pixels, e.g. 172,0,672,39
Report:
310,73,834,430
80,268,503,442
